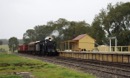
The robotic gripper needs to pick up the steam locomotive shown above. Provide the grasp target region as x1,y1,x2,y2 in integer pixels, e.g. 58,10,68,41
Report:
18,37,59,56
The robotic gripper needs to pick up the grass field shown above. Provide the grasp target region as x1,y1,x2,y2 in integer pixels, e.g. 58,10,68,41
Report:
0,53,96,78
0,45,9,52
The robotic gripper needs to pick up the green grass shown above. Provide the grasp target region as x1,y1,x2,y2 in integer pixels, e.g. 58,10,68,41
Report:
0,75,21,78
0,53,96,78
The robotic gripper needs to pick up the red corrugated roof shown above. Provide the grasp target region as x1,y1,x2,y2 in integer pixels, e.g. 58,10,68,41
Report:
73,34,86,40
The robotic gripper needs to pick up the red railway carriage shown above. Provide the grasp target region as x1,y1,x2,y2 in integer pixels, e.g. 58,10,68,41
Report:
23,44,28,52
18,44,28,53
18,45,23,53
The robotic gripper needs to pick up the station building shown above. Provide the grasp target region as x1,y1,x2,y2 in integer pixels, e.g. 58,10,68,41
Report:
61,34,96,51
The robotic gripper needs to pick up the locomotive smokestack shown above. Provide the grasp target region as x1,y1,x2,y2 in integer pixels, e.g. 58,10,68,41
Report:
45,36,53,41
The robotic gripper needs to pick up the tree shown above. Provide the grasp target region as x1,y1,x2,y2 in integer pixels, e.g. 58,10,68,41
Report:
64,21,91,40
0,40,2,45
103,2,130,46
23,29,36,44
91,15,106,45
8,37,19,52
118,30,130,46
91,2,130,46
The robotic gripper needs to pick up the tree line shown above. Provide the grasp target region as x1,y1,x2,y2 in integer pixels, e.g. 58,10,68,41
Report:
8,2,130,52
23,19,91,48
23,2,130,46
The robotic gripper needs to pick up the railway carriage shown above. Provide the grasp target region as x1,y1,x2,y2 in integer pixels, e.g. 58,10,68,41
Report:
28,42,36,54
18,44,28,53
18,45,23,53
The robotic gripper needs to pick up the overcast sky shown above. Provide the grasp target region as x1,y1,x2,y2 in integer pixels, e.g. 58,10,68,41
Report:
0,0,129,39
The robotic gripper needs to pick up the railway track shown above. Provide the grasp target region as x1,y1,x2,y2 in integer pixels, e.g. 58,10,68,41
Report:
16,53,130,78
46,57,130,78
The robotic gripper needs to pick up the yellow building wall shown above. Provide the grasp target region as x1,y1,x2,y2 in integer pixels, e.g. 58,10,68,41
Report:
78,35,95,51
